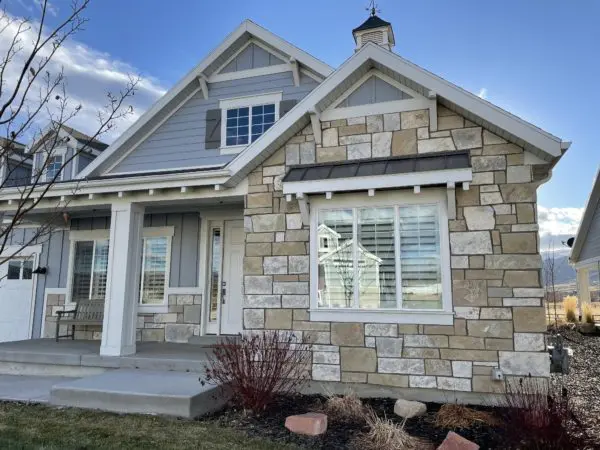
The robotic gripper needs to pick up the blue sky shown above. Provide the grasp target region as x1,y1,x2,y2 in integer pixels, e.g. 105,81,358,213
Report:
6,0,599,240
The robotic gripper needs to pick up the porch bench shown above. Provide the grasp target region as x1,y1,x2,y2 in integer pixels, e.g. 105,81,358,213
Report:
55,299,104,341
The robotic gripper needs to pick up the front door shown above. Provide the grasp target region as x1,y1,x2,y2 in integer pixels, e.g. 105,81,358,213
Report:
205,219,244,335
0,257,36,342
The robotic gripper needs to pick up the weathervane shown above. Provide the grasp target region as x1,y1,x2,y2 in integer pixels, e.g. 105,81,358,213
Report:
366,0,380,16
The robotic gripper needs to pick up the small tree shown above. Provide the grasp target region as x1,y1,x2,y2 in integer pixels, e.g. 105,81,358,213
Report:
0,0,138,270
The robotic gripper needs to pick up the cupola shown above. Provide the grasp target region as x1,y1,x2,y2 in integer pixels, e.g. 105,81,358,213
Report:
352,5,395,51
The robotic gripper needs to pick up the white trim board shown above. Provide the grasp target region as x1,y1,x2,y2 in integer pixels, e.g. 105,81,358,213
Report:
76,20,333,179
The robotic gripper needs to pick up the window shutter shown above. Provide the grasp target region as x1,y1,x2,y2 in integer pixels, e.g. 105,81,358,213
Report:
279,100,297,117
205,109,221,149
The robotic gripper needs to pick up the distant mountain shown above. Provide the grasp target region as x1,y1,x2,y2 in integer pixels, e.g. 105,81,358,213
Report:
541,252,599,286
542,253,576,285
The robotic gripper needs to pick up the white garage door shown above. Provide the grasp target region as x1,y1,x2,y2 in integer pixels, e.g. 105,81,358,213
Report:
0,258,35,342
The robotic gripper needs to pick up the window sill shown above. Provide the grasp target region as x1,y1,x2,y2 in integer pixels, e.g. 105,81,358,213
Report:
138,304,169,314
220,145,246,155
309,309,454,325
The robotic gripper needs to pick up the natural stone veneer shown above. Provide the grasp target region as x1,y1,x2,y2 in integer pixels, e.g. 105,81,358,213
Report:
43,292,202,343
242,104,550,396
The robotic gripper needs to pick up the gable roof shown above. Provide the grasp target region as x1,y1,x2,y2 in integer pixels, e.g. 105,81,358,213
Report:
77,20,334,179
570,168,600,264
225,42,570,186
29,123,108,154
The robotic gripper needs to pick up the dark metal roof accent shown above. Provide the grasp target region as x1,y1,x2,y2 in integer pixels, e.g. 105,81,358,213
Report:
282,151,471,183
353,15,391,34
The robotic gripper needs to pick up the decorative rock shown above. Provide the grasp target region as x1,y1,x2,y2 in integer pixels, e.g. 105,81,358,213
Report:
366,114,384,133
400,109,429,129
514,333,545,351
347,143,371,160
379,358,425,375
463,206,495,230
372,132,392,157
375,337,404,357
285,412,328,436
451,127,482,150
418,137,455,154
472,156,506,172
365,323,398,337
383,112,401,131
499,351,550,377
437,431,480,450
391,129,417,155
312,364,340,381
393,399,427,418
450,231,492,255
322,128,338,147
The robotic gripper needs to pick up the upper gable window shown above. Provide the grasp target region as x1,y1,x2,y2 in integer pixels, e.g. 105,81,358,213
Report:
220,92,282,150
45,154,63,182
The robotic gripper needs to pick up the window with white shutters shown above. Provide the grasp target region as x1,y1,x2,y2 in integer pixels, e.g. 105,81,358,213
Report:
139,236,169,305
70,239,110,303
314,191,449,316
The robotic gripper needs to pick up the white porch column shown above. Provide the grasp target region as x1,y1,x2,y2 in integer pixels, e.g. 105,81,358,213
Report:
577,267,591,306
100,202,145,356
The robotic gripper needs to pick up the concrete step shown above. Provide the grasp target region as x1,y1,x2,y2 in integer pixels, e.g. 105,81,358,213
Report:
187,335,240,346
50,369,228,418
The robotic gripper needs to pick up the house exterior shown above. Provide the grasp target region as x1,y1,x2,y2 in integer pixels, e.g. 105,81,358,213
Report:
0,125,107,343
570,169,600,304
0,15,571,400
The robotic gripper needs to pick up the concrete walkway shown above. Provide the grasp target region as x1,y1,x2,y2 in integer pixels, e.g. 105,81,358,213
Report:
0,375,75,403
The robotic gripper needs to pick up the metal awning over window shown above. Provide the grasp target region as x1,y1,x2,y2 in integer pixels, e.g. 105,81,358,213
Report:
282,151,473,223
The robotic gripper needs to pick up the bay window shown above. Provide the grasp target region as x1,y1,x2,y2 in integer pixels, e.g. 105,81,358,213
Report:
311,190,452,324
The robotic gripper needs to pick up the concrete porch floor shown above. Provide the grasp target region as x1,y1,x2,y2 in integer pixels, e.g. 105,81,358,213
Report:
0,339,214,376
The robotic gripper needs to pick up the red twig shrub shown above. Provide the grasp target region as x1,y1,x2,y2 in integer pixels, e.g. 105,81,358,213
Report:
497,376,584,449
202,331,311,412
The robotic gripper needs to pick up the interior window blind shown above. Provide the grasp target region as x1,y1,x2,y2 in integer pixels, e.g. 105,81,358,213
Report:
140,237,168,305
398,205,442,309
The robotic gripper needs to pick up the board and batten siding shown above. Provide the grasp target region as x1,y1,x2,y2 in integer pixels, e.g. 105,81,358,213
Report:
19,212,201,337
70,212,202,288
580,204,600,261
109,71,318,174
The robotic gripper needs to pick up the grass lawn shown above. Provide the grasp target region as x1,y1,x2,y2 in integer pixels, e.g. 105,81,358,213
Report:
0,402,300,450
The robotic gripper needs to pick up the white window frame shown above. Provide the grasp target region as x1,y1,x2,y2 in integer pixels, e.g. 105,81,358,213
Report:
309,189,453,325
37,146,68,183
138,226,174,313
219,91,282,153
66,229,111,307
66,227,174,312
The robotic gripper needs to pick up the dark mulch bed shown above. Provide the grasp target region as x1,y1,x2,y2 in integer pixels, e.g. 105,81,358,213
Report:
550,325,600,447
203,394,507,449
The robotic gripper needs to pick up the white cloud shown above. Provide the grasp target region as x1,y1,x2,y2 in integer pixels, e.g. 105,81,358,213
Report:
477,88,488,99
0,10,167,143
537,206,584,237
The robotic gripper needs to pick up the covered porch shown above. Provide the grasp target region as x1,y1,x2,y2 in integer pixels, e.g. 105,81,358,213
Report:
7,179,248,358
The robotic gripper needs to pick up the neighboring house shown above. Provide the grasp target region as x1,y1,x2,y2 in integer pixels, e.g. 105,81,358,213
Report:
0,15,571,400
0,138,31,188
570,169,600,304
29,124,108,183
0,125,107,343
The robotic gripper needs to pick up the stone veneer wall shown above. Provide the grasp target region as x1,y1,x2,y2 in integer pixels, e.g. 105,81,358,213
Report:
242,104,549,396
43,293,202,343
